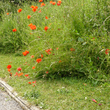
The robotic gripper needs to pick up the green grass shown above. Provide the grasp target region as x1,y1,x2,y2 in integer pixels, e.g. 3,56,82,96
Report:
0,54,110,109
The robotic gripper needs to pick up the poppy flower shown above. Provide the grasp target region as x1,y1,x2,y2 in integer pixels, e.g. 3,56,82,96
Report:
7,65,12,69
28,82,31,84
9,73,12,76
32,66,35,69
52,2,56,5
35,6,38,9
22,50,29,56
46,71,49,74
12,28,17,32
45,48,52,54
14,72,18,76
18,8,22,13
36,58,42,63
27,15,31,19
38,10,41,13
17,67,22,71
41,54,43,58
57,3,61,6
7,13,9,15
18,72,23,77
70,48,75,51
25,74,29,77
8,69,11,72
30,25,36,30
56,47,59,50
41,3,45,7
32,81,36,83
58,0,61,3
28,23,33,27
44,26,48,31
45,16,48,19
59,60,62,63
30,5,35,8
31,55,34,58
32,7,37,12
50,1,53,4
92,99,97,103
39,0,43,2
105,49,109,55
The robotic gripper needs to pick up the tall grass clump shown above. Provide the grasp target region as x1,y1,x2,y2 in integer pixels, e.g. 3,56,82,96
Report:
0,0,110,81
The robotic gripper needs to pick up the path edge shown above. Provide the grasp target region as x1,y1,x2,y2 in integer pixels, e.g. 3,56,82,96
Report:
0,78,40,110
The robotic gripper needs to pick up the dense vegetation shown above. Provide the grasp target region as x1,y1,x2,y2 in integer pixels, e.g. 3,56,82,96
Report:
0,0,110,81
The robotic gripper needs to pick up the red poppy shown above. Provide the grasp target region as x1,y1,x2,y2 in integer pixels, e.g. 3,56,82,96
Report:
41,3,45,7
41,54,43,58
28,82,31,84
52,2,56,5
30,25,36,30
45,48,52,54
32,7,37,12
46,71,49,74
70,48,75,51
36,58,42,63
18,8,22,13
12,28,17,32
50,1,53,4
14,72,18,76
57,3,61,6
25,74,29,77
30,5,35,8
8,69,11,72
28,23,33,27
17,67,22,71
44,26,48,31
39,0,43,2
32,66,35,69
45,16,48,19
38,10,41,13
7,13,9,15
92,99,97,103
58,0,61,3
27,15,31,19
32,81,36,83
59,60,62,63
22,50,29,56
18,72,23,77
105,49,109,55
7,65,12,69
31,55,34,58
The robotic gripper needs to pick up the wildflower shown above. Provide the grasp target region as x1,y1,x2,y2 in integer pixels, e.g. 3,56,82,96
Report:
30,25,36,30
39,0,43,2
18,8,22,13
59,60,62,63
36,58,42,63
70,48,75,51
22,50,29,56
38,10,41,13
30,5,35,8
52,2,56,5
25,74,29,77
58,0,61,3
12,28,17,32
45,16,48,19
46,71,49,74
99,103,102,106
7,65,12,69
92,99,97,103
32,7,37,12
8,69,11,72
32,66,35,69
105,49,109,55
17,67,22,71
7,13,9,15
31,55,34,58
57,3,61,6
41,3,45,7
28,23,33,27
28,82,31,84
9,73,12,76
14,72,18,76
45,48,52,54
32,81,36,83
56,47,59,50
44,26,48,31
41,54,43,58
35,6,38,9
18,72,23,77
50,1,53,4
27,15,31,19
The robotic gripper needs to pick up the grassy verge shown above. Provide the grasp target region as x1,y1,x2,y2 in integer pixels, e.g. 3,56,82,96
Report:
0,54,110,110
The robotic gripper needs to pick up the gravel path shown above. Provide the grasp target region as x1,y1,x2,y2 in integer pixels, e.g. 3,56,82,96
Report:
0,89,23,110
